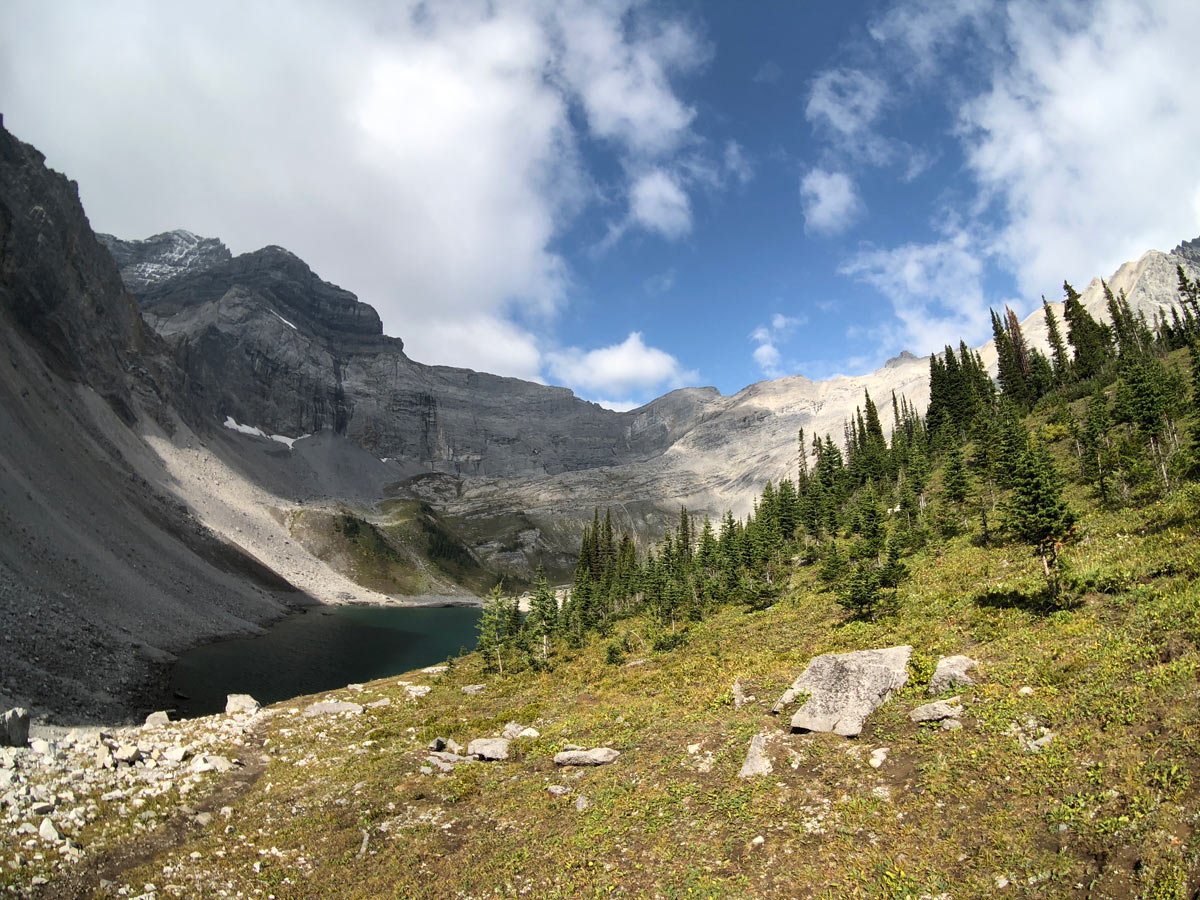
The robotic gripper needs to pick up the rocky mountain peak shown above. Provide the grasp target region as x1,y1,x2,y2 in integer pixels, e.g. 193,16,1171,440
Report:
97,229,232,294
1170,234,1200,268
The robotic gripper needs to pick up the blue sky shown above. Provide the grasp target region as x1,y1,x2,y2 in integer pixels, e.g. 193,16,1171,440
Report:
3,1,1200,409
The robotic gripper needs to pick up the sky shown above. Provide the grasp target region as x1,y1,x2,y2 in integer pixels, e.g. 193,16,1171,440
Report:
2,1,1199,410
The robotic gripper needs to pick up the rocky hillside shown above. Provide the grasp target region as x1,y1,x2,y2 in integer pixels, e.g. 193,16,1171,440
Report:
0,118,317,721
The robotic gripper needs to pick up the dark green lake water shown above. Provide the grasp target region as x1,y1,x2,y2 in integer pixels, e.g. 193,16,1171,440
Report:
168,604,481,717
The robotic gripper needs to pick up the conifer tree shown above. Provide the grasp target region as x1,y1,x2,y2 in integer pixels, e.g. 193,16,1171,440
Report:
477,583,516,675
1043,297,1072,384
1006,436,1075,600
526,566,557,661
942,443,970,504
1062,281,1111,380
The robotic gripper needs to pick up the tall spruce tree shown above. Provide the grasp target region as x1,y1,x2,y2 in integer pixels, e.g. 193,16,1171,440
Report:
1062,281,1111,380
1043,297,1072,384
526,566,557,661
1006,436,1075,600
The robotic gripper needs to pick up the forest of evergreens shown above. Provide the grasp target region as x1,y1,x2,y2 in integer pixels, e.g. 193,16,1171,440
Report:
477,270,1200,672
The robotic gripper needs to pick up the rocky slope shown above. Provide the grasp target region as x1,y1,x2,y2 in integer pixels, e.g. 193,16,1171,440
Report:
0,118,313,721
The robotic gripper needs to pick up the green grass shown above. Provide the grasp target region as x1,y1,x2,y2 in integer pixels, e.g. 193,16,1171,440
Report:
86,482,1200,899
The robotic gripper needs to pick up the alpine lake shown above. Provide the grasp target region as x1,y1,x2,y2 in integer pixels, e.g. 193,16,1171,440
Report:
167,602,481,717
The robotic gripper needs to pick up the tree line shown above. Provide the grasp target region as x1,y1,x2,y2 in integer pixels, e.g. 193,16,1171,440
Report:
477,271,1200,671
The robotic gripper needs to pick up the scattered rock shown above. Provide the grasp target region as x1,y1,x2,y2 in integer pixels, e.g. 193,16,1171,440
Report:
738,733,773,778
144,710,170,727
554,747,620,767
302,700,363,718
113,744,142,765
39,817,61,843
366,698,392,709
928,655,979,694
517,727,540,739
751,835,765,846
404,685,431,700
942,719,962,731
1018,686,1035,696
868,747,890,769
910,697,964,724
774,645,912,737
428,737,447,752
501,722,526,740
467,738,510,761
30,737,53,757
445,738,464,755
624,658,648,667
225,694,260,715
574,795,591,812
421,665,448,675
1007,717,1055,752
163,746,188,763
547,785,570,797
1,707,29,747
30,800,54,815
462,684,487,695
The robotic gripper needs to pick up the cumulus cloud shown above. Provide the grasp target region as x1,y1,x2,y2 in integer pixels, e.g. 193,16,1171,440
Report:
805,68,891,165
959,0,1200,298
546,332,698,398
630,169,693,239
800,169,864,235
749,313,806,378
818,0,1200,359
0,0,712,378
839,231,998,354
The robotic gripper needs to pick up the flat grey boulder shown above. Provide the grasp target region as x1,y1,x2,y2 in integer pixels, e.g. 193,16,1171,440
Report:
909,697,964,723
775,645,911,737
462,684,487,695
303,700,363,718
737,733,773,778
554,747,620,767
467,738,510,761
928,655,978,694
1,708,29,748
225,694,260,715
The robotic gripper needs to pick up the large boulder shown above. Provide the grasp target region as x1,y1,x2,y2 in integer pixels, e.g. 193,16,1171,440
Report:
467,738,510,761
928,655,979,694
225,694,261,715
1,708,30,747
554,747,620,767
774,646,911,737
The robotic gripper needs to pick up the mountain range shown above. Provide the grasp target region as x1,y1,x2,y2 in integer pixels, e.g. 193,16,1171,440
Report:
1,115,1197,721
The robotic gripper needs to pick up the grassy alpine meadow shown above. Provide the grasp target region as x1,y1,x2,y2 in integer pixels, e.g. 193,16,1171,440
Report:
95,482,1200,900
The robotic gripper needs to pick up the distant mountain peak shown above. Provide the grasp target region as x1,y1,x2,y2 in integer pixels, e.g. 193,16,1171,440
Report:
97,229,231,294
884,350,921,368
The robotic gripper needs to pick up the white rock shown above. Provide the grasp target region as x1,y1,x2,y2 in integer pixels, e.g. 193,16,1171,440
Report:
738,733,773,778
928,655,979,694
143,711,170,728
225,694,260,715
38,817,60,843
909,698,964,724
302,700,363,718
467,738,510,761
461,684,486,695
554,747,620,767
776,645,912,737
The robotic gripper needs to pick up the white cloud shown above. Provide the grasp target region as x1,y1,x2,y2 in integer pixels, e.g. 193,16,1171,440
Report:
959,0,1200,298
546,332,698,397
749,312,806,378
630,169,692,239
839,230,998,354
554,0,708,158
799,169,864,235
593,399,642,412
805,68,891,164
402,316,543,383
0,1,712,379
